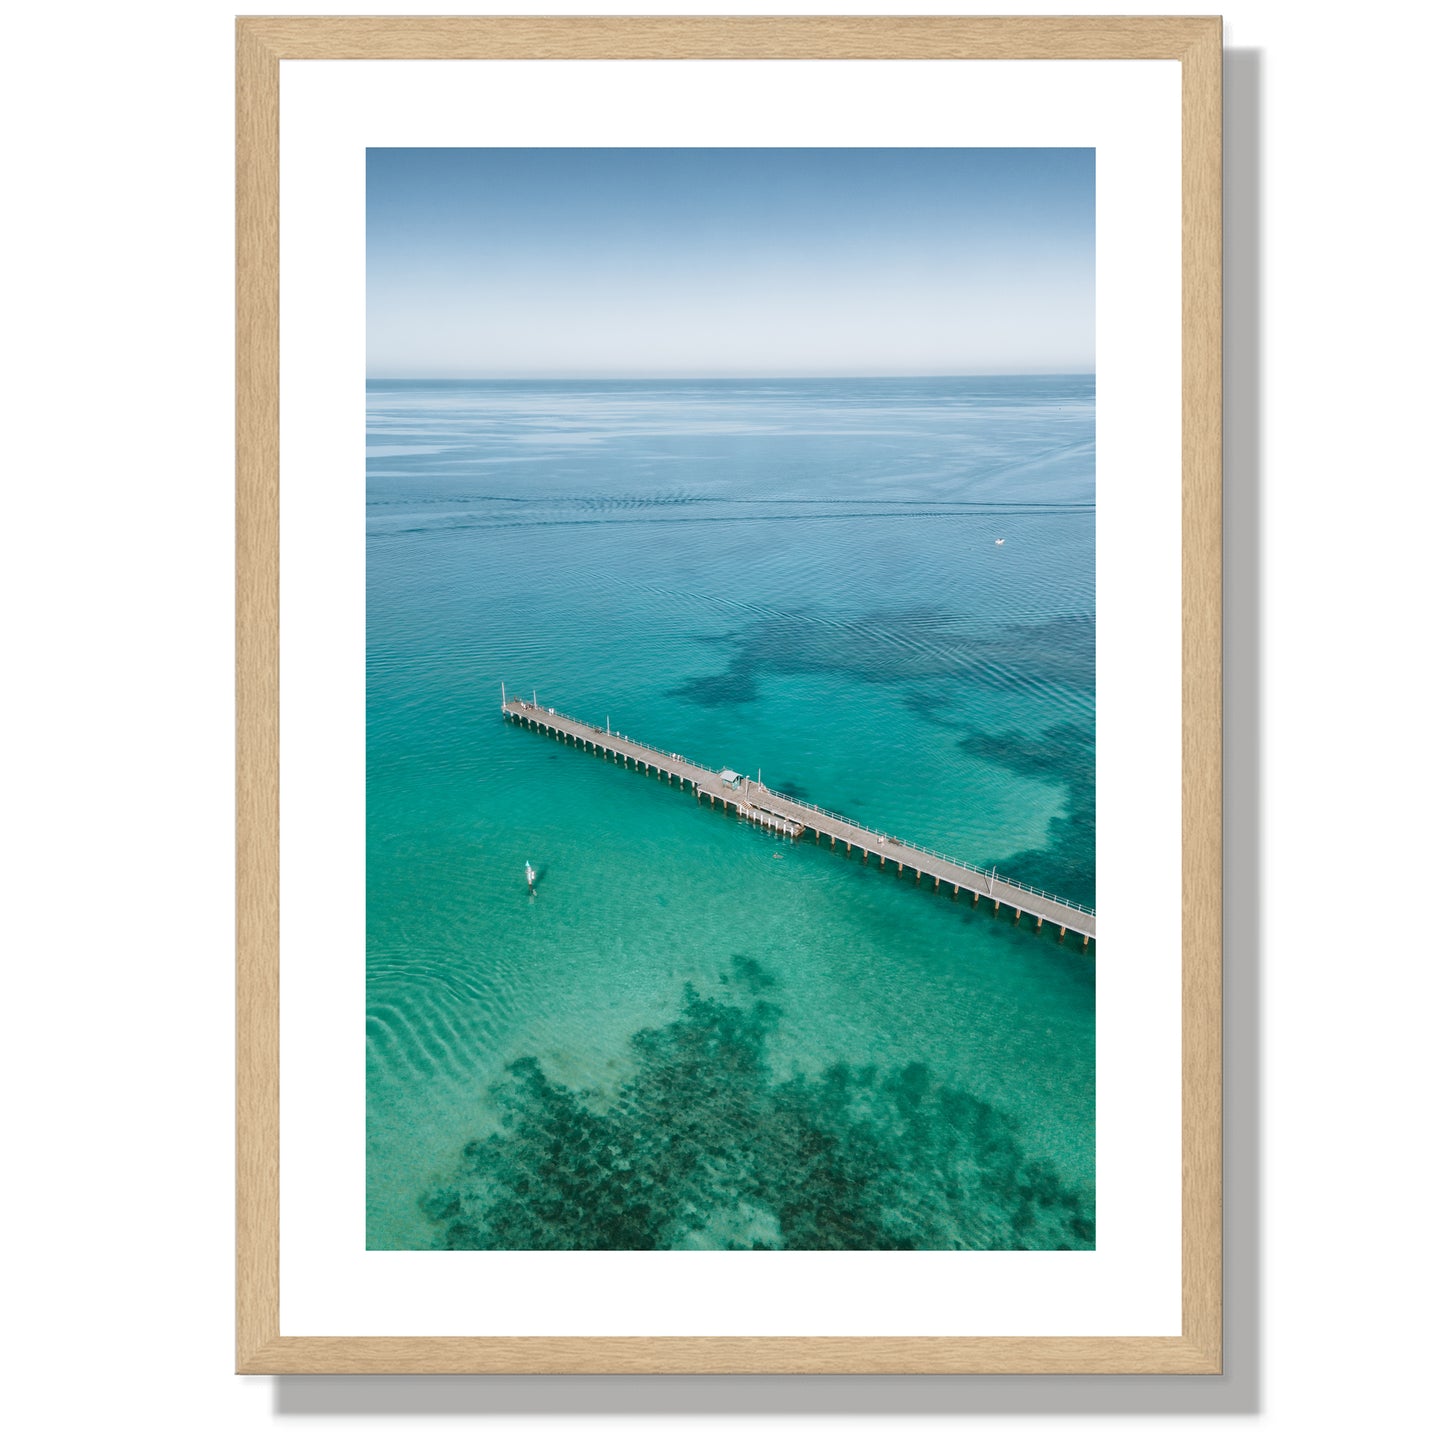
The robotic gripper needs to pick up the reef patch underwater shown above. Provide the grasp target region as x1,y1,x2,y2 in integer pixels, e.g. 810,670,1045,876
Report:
422,956,1095,1251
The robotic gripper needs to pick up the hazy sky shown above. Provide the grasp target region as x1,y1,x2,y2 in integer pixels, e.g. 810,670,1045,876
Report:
366,148,1094,379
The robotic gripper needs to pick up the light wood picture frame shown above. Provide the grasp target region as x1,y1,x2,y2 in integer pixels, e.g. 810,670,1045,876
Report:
237,14,1221,1375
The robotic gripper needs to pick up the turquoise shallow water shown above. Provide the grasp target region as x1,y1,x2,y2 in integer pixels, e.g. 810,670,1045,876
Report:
367,377,1095,1250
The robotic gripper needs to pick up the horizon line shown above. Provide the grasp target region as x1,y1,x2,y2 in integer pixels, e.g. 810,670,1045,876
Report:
365,370,1097,384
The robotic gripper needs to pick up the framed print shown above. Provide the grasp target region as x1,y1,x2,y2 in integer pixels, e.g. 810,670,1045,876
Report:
237,16,1221,1374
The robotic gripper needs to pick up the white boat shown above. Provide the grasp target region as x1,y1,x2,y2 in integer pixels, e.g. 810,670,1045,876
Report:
525,861,537,891
994,537,1006,546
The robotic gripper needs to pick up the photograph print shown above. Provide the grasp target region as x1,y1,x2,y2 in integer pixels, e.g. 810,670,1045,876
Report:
365,147,1097,1253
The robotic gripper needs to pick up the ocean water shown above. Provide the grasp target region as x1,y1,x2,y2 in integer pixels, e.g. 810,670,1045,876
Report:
366,376,1096,1250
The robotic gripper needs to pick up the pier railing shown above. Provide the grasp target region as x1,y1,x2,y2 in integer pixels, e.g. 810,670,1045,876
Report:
508,697,718,778
503,693,1095,925
744,784,1095,919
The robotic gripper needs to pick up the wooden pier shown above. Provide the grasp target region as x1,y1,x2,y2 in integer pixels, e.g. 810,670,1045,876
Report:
502,693,1096,945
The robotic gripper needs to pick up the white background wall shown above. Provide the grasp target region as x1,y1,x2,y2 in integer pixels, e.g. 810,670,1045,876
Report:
4,2,1441,1441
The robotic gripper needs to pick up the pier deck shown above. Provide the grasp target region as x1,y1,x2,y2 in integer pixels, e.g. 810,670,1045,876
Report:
503,695,1095,944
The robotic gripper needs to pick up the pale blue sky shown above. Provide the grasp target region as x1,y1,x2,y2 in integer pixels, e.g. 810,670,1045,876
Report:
367,148,1094,378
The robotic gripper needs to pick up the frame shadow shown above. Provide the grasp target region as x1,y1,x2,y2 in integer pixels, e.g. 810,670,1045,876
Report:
270,46,1262,1416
